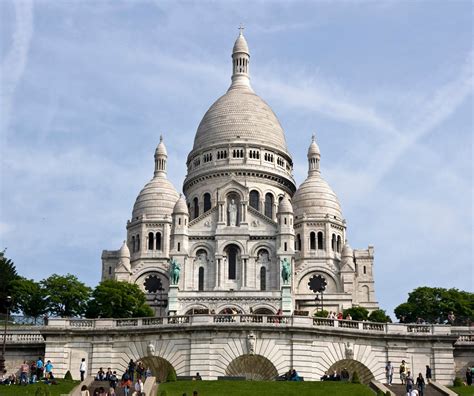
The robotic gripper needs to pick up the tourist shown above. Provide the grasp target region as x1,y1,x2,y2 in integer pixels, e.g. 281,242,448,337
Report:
36,357,44,379
98,386,107,396
80,384,90,396
128,359,136,382
289,369,301,381
425,365,432,384
96,367,106,380
109,371,119,389
385,360,393,386
416,373,425,396
80,358,87,382
466,366,472,386
341,368,349,382
405,370,414,393
345,313,352,320
399,360,407,384
195,372,202,380
145,367,152,378
109,387,116,396
122,371,132,396
134,378,144,395
45,360,54,379
30,361,37,383
447,311,455,324
320,371,329,381
106,367,113,380
20,360,29,385
337,312,343,320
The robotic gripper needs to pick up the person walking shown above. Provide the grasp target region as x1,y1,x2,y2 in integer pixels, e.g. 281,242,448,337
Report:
406,370,414,394
425,365,432,384
466,366,472,386
20,361,29,385
416,373,425,396
399,360,407,385
80,358,87,382
134,378,144,396
385,361,394,386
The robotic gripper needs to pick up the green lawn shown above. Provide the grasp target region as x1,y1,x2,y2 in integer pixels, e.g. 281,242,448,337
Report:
158,380,374,396
0,380,79,395
451,386,474,396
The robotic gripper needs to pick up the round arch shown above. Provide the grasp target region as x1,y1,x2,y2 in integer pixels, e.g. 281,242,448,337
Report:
138,356,176,383
219,185,245,201
250,241,275,257
216,304,244,314
226,354,278,380
253,307,275,315
296,268,341,293
190,242,214,257
326,359,374,384
218,240,246,256
134,270,169,294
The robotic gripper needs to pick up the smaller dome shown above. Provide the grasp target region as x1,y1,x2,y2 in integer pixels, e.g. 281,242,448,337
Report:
119,240,130,258
308,135,320,157
278,195,293,214
132,175,179,219
342,241,353,258
233,33,249,54
173,195,189,215
155,135,167,156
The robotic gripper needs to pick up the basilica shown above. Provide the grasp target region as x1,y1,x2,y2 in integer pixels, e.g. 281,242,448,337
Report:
101,31,378,316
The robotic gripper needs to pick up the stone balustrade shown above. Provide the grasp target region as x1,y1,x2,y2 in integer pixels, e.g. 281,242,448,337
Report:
1,333,45,343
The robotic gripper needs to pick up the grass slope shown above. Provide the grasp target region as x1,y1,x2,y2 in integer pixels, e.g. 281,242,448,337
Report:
451,386,474,396
158,380,375,396
0,380,79,395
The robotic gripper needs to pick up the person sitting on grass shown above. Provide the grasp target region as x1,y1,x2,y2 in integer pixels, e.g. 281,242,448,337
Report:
289,369,301,381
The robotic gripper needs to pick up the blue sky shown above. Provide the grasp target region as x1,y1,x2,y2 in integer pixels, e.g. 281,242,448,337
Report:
1,0,472,318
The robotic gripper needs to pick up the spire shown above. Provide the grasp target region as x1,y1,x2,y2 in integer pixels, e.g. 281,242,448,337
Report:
229,26,252,91
154,135,168,177
307,134,321,175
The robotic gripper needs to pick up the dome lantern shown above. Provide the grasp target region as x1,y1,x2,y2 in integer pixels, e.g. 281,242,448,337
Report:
154,135,168,177
307,134,321,175
230,25,252,91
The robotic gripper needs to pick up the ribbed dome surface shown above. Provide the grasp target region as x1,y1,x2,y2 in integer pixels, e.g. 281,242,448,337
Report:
233,34,249,53
119,240,130,258
173,195,189,215
192,89,289,153
132,175,179,219
278,195,293,213
293,174,342,220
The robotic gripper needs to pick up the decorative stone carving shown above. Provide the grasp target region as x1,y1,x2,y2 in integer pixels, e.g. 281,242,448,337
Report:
281,258,291,285
345,342,354,360
247,332,256,355
228,199,237,226
147,342,155,356
169,258,181,285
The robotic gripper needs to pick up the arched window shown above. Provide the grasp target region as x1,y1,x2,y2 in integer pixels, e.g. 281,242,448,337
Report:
317,232,324,250
136,235,140,251
296,234,302,251
331,234,336,251
156,232,162,251
203,193,211,212
226,244,239,280
193,197,199,219
131,236,135,252
337,235,342,252
198,267,204,291
264,193,274,218
148,232,154,250
260,267,266,291
310,232,316,250
249,190,260,211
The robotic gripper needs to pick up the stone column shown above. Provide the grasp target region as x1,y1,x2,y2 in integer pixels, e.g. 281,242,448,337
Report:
168,285,179,313
281,285,292,315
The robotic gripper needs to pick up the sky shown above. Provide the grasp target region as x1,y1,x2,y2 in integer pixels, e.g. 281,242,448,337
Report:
0,0,472,318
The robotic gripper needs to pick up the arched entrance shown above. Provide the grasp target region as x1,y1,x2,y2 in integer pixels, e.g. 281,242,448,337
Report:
326,359,374,384
139,356,176,383
226,354,278,380
253,307,274,315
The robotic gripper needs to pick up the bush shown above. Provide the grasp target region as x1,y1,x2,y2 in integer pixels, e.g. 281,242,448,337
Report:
343,307,369,321
159,391,168,396
351,371,361,384
166,368,177,382
368,309,392,323
453,377,464,387
314,310,329,318
64,370,73,380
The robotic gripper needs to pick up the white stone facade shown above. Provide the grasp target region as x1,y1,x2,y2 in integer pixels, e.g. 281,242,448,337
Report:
101,31,378,316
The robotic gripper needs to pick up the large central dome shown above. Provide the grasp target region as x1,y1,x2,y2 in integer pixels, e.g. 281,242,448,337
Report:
192,88,288,153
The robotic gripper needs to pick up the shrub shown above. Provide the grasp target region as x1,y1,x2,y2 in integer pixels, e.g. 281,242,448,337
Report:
64,370,73,380
453,377,464,387
166,368,177,382
159,391,168,396
314,310,329,318
351,371,361,384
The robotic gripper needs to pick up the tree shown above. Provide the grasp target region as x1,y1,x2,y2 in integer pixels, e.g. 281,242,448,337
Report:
368,309,392,323
314,310,329,318
0,250,20,314
41,274,91,317
86,280,154,319
343,306,369,321
11,278,48,322
394,287,474,325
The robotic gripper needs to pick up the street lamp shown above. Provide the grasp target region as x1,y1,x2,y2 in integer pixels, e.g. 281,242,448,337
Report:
0,296,12,373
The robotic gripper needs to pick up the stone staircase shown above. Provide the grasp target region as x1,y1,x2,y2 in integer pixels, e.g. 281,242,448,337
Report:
388,383,446,396
87,380,124,396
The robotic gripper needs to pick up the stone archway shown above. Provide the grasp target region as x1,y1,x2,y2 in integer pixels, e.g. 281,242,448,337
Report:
139,356,176,383
327,359,374,384
226,354,278,380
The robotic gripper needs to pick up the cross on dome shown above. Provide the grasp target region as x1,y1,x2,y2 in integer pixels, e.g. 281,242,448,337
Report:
238,23,245,35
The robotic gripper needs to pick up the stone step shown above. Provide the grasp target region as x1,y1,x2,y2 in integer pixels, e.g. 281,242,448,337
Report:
388,383,446,396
